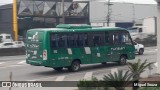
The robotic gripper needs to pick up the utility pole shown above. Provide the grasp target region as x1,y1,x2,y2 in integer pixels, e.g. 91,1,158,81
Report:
106,0,113,27
156,0,160,74
62,0,65,24
132,3,135,25
13,0,18,41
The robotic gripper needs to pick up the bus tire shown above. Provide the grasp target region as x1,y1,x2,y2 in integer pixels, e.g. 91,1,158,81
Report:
118,55,127,65
68,60,80,72
53,67,63,71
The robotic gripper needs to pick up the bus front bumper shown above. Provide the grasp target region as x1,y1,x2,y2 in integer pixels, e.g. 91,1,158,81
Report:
26,60,51,67
26,60,42,66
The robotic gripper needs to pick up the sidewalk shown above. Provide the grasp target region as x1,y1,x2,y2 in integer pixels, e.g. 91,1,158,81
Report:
0,55,26,61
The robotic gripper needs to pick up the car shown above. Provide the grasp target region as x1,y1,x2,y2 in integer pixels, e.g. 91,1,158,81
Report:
0,33,13,42
14,41,25,47
0,42,19,48
133,41,144,55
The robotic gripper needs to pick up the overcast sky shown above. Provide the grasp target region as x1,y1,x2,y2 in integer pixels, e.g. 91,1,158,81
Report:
0,0,157,5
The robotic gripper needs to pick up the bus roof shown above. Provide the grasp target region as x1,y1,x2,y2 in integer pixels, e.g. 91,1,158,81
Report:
56,24,92,29
28,24,127,33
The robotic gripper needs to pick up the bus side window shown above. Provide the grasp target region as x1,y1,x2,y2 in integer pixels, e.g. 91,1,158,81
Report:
105,32,110,44
121,34,126,44
114,33,119,44
121,32,132,45
111,31,126,45
58,34,67,48
112,34,115,44
84,34,88,46
67,34,77,47
76,33,89,47
50,34,58,48
93,33,103,46
77,34,84,47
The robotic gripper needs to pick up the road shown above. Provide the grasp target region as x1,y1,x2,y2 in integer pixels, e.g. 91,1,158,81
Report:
0,46,157,90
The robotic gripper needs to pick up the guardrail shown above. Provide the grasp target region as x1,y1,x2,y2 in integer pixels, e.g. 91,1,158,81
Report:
0,47,25,56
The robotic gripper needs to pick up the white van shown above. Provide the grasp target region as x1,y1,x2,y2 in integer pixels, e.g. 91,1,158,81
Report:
128,27,148,40
0,33,13,42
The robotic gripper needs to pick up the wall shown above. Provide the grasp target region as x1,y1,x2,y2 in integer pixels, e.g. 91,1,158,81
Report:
0,48,25,56
143,17,156,35
157,2,160,74
90,2,157,23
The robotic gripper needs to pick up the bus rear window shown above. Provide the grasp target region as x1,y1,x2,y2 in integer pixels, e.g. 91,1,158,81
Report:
27,31,44,42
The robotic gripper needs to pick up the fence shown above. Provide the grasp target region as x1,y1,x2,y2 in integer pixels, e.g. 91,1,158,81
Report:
0,47,25,56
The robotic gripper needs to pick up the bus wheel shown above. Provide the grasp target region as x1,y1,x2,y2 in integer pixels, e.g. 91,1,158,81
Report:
68,61,80,72
53,67,63,71
119,55,127,65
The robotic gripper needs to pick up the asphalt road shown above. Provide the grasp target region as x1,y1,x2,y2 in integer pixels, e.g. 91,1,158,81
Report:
0,46,157,90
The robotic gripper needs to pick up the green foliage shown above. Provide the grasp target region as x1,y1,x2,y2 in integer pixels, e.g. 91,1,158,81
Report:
77,60,155,90
139,87,160,90
103,70,133,90
128,59,154,80
77,76,103,90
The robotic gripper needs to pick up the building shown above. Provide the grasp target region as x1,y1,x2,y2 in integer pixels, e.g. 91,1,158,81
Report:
0,4,14,38
90,1,157,28
0,0,90,40
155,0,160,74
0,0,157,40
17,0,89,38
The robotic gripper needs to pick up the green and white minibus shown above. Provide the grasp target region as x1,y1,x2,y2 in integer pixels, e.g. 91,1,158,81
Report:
26,24,135,72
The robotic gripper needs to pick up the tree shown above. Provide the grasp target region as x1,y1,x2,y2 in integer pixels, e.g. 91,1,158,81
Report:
77,76,102,90
128,59,154,90
128,59,154,80
103,70,133,90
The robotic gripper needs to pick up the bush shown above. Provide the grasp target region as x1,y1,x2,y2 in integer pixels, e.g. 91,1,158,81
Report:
139,87,160,90
77,76,103,90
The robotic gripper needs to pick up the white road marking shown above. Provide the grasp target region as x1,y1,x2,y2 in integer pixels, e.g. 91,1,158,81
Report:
55,76,65,81
84,72,93,80
27,76,57,81
17,61,26,64
27,80,36,81
0,62,5,65
0,64,28,69
0,65,24,69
